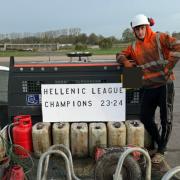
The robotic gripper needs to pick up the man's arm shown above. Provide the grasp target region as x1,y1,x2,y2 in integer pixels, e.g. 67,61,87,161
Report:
160,33,180,74
116,46,134,67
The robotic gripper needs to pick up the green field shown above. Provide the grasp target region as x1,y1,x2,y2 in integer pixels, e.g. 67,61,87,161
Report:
0,46,127,57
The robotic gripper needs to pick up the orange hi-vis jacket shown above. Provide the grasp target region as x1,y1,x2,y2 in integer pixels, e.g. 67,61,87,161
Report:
118,26,180,88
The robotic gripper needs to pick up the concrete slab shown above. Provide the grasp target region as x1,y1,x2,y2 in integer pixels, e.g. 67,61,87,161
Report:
167,124,180,150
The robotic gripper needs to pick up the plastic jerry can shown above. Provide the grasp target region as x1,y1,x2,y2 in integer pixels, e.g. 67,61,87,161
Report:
52,122,70,148
89,123,107,157
107,122,126,147
71,123,88,158
126,120,144,147
12,115,33,157
32,122,51,157
0,127,8,161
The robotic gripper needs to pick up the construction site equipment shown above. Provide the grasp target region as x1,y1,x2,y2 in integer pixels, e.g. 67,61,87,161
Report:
94,147,142,180
67,52,92,62
12,115,33,157
8,165,25,180
8,56,142,125
0,66,9,128
37,144,80,180
89,123,107,156
32,122,51,157
161,166,180,180
38,145,151,180
71,123,88,157
0,126,9,179
0,123,34,179
126,120,144,147
114,147,151,180
6,58,143,178
107,122,126,147
13,115,32,123
37,150,73,180
52,122,70,148
0,126,8,161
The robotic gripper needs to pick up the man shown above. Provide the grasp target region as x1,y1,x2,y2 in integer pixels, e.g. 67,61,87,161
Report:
117,14,180,164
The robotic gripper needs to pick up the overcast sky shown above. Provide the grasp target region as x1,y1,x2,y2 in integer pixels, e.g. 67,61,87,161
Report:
0,0,180,38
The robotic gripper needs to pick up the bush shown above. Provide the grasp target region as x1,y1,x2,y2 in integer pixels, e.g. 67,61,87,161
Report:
75,43,87,51
99,38,112,49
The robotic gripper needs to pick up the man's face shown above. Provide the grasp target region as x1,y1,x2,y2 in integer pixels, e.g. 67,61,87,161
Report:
134,25,146,40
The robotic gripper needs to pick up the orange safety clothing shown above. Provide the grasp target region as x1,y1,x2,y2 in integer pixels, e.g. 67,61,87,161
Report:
117,26,180,88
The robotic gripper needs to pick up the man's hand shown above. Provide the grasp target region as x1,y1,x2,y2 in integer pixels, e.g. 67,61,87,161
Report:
116,54,134,67
116,53,122,63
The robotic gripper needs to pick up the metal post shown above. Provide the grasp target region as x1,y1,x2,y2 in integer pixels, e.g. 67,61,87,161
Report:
3,43,6,51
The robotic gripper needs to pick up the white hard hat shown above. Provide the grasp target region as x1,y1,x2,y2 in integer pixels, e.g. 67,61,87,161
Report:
131,14,150,28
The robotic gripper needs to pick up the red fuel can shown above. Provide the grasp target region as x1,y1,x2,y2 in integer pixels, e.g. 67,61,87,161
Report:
13,115,33,157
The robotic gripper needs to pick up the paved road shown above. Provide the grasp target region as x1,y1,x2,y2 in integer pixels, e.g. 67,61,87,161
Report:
0,55,180,179
0,55,116,63
165,64,180,167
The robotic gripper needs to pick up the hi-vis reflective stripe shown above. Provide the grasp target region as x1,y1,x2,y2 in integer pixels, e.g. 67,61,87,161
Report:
143,70,166,80
156,32,164,60
132,32,168,71
137,59,169,69
171,40,180,46
170,52,180,58
132,41,136,51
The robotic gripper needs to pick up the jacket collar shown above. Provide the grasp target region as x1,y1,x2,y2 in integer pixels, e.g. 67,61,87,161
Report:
135,25,155,43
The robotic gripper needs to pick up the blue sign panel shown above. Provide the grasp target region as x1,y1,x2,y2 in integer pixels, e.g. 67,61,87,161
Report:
26,94,41,105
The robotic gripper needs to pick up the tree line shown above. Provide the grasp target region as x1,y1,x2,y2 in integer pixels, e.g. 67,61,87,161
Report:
0,28,120,47
0,28,179,47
